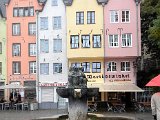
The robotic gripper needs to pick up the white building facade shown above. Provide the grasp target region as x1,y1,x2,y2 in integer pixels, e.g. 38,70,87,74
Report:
37,0,68,109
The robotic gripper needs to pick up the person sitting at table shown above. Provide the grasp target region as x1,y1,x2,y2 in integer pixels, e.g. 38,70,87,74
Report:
0,98,6,103
17,93,21,103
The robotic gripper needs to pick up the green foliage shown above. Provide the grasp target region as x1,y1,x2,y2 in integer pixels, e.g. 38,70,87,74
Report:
141,0,160,59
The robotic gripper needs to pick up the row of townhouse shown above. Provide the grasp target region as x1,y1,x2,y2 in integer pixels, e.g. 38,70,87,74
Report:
0,0,141,109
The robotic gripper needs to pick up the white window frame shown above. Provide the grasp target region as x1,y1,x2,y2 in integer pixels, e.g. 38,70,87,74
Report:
92,62,101,73
40,17,48,30
29,61,36,74
87,11,95,24
121,33,132,47
13,62,21,74
29,23,36,35
12,23,20,36
53,39,62,53
53,16,61,29
121,61,130,72
53,63,62,74
82,35,90,48
107,62,117,72
40,63,49,75
40,39,49,53
52,0,58,6
71,63,81,68
82,62,90,73
76,12,84,24
93,35,101,48
110,10,119,23
108,34,119,47
121,10,130,23
70,35,79,49
29,43,36,56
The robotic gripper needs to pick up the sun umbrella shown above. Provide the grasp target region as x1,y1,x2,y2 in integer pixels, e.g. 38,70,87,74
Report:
0,84,25,89
145,74,160,86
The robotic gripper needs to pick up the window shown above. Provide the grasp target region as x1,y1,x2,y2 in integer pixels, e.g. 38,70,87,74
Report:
40,17,48,30
76,12,84,24
29,43,36,56
12,43,21,56
82,35,90,48
0,62,2,74
53,16,61,29
122,33,132,47
12,61,21,74
40,63,49,75
121,61,130,71
82,62,90,73
53,63,62,73
29,7,34,16
29,61,36,74
13,8,18,17
110,10,119,23
12,23,20,36
13,7,34,17
107,62,117,72
19,8,24,17
24,8,29,16
28,23,36,35
0,42,2,54
93,35,101,48
71,63,81,68
92,62,101,73
70,35,79,49
40,39,49,53
109,35,118,47
52,0,58,6
122,10,130,23
53,39,62,53
87,11,95,24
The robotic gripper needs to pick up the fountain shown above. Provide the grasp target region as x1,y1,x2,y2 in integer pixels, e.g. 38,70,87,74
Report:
34,67,134,120
56,67,99,120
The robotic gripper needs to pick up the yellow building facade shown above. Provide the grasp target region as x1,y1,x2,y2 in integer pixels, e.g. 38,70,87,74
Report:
66,0,104,84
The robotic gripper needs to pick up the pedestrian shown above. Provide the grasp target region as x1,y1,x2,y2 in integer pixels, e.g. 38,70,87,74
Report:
151,92,160,120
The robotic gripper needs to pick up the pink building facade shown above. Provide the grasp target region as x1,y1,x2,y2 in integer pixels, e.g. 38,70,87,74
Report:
6,0,43,100
104,0,141,84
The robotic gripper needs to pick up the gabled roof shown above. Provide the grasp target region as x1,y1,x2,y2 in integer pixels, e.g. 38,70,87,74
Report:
0,0,7,18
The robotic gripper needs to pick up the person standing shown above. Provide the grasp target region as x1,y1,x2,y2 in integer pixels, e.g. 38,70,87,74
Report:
151,92,160,120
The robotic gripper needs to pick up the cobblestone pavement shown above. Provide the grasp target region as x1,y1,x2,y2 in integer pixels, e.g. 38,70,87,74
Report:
0,109,153,120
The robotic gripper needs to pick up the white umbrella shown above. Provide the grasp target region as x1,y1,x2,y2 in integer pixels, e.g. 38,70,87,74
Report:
0,84,25,89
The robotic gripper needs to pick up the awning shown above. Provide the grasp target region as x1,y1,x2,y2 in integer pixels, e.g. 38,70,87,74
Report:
87,82,144,92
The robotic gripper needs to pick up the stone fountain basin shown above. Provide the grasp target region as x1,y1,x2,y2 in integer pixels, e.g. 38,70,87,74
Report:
33,114,134,120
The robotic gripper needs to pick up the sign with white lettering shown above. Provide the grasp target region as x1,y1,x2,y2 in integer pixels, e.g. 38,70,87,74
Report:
39,83,67,87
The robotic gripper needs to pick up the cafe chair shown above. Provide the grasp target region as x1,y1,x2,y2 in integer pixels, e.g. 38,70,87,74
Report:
23,102,29,110
4,103,10,110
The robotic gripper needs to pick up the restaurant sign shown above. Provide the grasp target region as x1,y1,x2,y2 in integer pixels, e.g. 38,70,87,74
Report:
39,83,67,87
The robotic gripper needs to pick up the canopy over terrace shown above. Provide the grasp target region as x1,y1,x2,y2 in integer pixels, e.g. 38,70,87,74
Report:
87,82,144,92
0,84,26,89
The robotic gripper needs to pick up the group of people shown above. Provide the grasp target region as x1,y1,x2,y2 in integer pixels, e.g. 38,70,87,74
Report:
9,92,21,104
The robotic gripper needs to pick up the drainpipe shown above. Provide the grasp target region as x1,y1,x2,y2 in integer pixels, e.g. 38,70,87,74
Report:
36,11,40,109
102,3,105,84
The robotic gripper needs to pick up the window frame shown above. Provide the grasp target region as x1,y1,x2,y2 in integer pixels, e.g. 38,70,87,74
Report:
53,63,62,74
53,16,61,29
108,34,119,47
28,22,36,35
92,62,101,73
107,61,117,72
52,0,58,6
121,61,130,72
87,11,95,24
12,43,21,56
71,63,81,68
53,39,62,53
0,62,2,74
121,10,130,23
29,61,36,74
0,42,2,54
93,35,101,48
12,61,21,75
40,39,49,53
76,12,84,25
121,33,132,47
12,23,21,36
81,35,90,48
110,10,119,23
70,35,79,49
29,43,36,56
40,63,49,75
40,17,48,30
82,62,90,73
